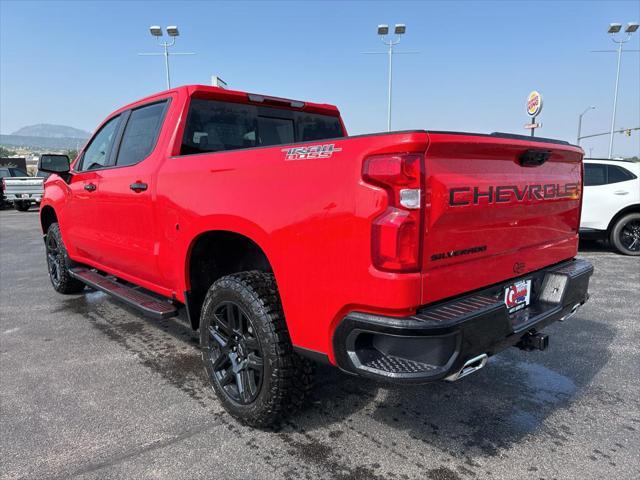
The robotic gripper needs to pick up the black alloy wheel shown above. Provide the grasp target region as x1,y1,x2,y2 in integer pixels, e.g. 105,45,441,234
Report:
45,223,85,294
619,219,640,252
611,213,640,256
199,272,314,427
206,301,264,404
46,231,62,288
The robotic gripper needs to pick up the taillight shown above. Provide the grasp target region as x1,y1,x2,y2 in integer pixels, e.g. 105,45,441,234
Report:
362,153,423,272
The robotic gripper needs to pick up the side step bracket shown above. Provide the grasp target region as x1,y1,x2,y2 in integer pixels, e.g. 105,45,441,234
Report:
69,267,178,319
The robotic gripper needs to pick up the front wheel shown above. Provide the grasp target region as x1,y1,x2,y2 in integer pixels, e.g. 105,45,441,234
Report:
610,213,640,256
200,271,314,428
14,201,31,211
45,223,86,293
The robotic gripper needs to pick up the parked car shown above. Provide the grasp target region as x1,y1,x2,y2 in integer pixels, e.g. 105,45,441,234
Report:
3,168,51,211
39,85,593,427
580,158,640,255
0,166,29,209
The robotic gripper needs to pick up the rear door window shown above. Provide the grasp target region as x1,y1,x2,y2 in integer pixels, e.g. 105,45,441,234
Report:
181,98,343,155
116,101,168,167
584,163,607,186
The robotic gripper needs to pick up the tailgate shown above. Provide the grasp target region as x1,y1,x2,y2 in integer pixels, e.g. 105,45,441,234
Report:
421,132,583,304
4,178,44,194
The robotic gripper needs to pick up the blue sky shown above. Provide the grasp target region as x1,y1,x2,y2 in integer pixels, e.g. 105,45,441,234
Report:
1,0,638,157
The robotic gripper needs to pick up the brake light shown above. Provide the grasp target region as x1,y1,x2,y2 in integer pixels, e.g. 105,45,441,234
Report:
362,153,423,272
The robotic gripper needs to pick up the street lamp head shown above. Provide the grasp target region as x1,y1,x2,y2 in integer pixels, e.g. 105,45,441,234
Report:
394,24,406,35
377,24,389,35
608,23,622,34
166,25,180,37
625,22,639,33
149,25,163,37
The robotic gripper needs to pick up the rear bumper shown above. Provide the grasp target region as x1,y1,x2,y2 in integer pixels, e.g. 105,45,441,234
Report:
333,258,593,384
5,193,42,202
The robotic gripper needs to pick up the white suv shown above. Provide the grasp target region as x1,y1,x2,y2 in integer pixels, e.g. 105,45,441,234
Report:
580,158,640,255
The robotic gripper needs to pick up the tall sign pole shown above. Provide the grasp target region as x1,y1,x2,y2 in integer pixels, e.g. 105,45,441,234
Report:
525,90,543,137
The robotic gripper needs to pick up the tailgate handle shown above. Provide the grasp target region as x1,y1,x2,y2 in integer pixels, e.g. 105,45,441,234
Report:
519,149,550,167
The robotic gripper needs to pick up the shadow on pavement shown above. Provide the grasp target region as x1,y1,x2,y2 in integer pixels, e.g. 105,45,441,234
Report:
579,238,612,253
53,287,615,464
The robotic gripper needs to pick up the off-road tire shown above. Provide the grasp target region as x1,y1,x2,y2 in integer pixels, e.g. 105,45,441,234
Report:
200,271,314,428
610,213,640,256
14,201,31,212
45,223,86,293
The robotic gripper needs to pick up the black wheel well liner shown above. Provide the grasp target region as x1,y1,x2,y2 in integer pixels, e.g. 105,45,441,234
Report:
40,205,58,234
185,231,273,330
607,204,640,234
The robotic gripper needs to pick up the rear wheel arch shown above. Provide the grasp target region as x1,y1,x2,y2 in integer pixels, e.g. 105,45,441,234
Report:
606,204,640,234
185,230,274,330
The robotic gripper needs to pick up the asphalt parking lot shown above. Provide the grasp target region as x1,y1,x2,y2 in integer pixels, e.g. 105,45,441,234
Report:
1,208,639,480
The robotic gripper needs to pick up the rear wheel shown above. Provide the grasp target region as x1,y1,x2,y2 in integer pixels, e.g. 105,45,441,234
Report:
14,201,31,211
200,271,314,428
45,223,86,293
610,213,640,256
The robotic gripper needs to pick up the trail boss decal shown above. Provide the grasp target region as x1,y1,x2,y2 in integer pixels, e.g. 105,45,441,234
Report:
282,144,342,161
449,183,579,207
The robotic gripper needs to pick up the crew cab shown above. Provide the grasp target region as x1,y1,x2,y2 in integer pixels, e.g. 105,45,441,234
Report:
580,158,640,255
39,85,593,427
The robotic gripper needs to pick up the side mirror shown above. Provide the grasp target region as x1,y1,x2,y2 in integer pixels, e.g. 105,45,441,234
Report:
38,154,70,174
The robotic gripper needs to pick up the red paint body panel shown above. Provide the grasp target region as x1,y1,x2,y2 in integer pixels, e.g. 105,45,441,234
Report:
41,85,584,365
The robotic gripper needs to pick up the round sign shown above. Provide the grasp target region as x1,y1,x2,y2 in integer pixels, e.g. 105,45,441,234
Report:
526,91,543,117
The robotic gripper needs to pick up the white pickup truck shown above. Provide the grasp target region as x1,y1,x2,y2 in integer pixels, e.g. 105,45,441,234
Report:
2,154,64,212
2,170,48,211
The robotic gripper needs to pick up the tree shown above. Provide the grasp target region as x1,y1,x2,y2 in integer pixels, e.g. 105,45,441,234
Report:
0,146,17,157
64,149,78,161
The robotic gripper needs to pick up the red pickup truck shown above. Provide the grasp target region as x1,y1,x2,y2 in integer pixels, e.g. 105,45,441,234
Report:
39,85,593,427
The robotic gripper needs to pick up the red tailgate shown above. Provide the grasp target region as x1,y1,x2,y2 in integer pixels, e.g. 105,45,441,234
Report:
421,132,584,304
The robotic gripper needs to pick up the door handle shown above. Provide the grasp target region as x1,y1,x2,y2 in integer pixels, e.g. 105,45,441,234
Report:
130,182,148,193
613,190,629,195
84,183,96,192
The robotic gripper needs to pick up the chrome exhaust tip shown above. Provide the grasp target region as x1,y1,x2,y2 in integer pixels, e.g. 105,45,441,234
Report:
560,303,581,322
444,353,488,382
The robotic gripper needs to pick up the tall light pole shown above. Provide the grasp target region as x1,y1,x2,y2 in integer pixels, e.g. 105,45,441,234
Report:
139,25,195,89
363,24,417,131
577,105,596,145
598,22,639,158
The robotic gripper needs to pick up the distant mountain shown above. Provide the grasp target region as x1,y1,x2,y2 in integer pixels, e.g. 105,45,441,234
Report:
0,134,86,150
11,124,90,139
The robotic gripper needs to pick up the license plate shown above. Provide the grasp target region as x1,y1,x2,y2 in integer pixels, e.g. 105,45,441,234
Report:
504,279,532,314
19,194,29,199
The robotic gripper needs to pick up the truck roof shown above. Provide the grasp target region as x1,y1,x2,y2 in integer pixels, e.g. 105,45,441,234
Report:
115,84,340,118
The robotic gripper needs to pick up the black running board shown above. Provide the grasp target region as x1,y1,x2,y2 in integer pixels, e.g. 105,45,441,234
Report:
69,267,178,319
